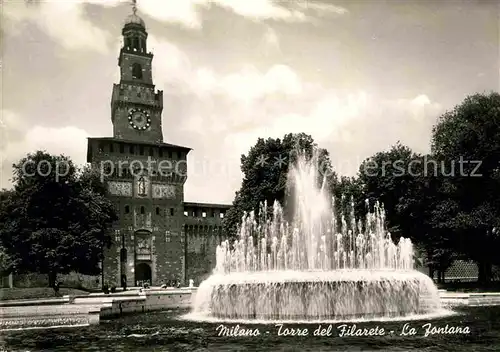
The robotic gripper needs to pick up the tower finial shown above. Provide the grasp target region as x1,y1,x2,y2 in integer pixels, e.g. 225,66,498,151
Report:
132,0,137,15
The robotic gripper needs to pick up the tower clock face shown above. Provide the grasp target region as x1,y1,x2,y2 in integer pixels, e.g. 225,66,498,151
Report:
128,108,151,130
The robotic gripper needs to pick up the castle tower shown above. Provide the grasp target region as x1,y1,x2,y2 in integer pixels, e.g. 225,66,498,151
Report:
111,2,164,143
87,1,190,287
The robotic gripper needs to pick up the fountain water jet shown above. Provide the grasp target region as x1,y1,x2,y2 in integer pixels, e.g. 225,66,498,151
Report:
191,152,441,321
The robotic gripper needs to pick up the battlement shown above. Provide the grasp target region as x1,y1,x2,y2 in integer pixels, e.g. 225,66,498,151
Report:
183,202,231,224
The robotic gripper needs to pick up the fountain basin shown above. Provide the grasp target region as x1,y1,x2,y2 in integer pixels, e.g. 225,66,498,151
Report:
193,270,441,321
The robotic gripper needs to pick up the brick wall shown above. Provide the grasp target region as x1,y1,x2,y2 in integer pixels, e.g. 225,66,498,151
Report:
183,203,229,285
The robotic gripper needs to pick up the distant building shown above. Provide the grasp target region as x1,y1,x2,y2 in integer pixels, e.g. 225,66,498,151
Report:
86,8,230,287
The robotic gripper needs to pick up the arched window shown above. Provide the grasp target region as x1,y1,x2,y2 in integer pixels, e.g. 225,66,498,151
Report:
140,206,145,214
125,205,130,214
132,63,142,79
156,207,160,215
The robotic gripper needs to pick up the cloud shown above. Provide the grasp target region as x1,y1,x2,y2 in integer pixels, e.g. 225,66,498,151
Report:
263,26,280,50
140,37,442,184
218,90,442,177
217,64,303,102
1,2,440,204
137,0,205,28
138,0,308,28
207,0,306,23
138,0,348,28
3,0,348,52
1,110,89,189
295,1,349,15
3,1,114,53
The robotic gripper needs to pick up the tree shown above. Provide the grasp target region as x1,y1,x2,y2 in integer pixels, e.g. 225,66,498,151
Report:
0,190,14,276
0,151,118,287
222,133,337,239
431,92,500,284
357,142,421,239
357,145,457,279
333,176,365,227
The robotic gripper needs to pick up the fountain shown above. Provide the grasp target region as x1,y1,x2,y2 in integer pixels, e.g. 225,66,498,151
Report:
191,152,442,321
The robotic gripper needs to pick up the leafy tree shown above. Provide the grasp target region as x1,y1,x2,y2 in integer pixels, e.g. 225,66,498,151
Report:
356,145,456,279
357,143,421,238
431,92,500,283
0,151,117,287
333,176,365,227
222,133,337,239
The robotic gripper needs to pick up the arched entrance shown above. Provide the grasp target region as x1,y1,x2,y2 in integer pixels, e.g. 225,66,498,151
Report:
135,263,152,286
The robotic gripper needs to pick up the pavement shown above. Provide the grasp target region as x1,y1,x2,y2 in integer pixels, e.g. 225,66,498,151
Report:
1,288,500,330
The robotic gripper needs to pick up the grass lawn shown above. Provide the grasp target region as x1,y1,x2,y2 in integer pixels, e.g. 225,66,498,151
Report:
0,287,90,301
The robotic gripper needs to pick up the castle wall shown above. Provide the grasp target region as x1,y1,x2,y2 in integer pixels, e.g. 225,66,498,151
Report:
87,139,188,287
183,203,230,285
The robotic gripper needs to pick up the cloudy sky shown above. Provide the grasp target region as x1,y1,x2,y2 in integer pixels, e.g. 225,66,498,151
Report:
1,0,499,204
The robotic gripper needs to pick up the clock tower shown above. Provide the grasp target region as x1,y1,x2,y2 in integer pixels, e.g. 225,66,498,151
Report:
110,4,163,143
87,2,191,288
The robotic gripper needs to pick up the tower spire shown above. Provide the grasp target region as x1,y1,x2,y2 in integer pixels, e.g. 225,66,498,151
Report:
132,0,137,15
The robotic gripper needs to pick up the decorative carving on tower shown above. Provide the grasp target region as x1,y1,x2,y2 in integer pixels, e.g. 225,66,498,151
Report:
152,184,176,199
108,181,133,197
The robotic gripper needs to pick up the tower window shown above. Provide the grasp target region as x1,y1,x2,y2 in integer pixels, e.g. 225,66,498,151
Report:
140,206,145,214
156,207,160,215
132,63,142,79
170,208,174,216
125,205,130,214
